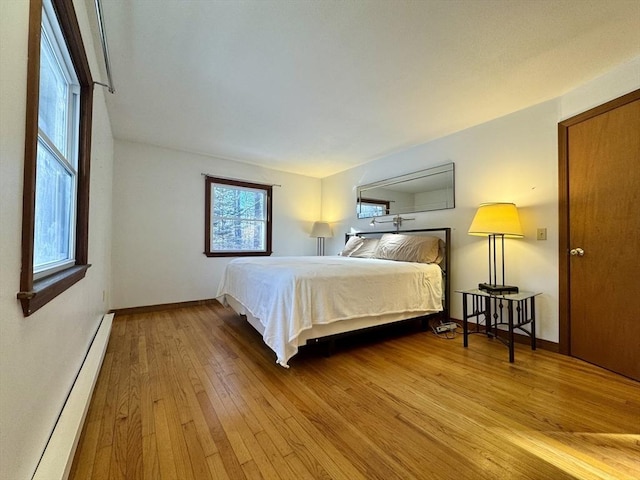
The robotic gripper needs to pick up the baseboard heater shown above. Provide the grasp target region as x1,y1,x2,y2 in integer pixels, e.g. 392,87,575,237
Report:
32,313,114,480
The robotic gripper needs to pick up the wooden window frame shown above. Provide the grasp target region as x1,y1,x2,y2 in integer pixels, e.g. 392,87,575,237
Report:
204,176,273,257
18,0,94,316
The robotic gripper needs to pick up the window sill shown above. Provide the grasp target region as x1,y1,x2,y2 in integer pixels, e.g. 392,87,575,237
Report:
18,264,91,316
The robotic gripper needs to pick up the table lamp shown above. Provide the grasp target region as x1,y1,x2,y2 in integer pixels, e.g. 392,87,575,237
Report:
310,221,332,256
468,202,523,294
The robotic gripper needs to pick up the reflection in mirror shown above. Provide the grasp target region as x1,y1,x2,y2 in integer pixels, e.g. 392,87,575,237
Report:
357,163,455,218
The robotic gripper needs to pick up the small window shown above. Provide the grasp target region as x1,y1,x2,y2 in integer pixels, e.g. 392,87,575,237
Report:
204,176,272,257
359,198,390,217
18,0,93,316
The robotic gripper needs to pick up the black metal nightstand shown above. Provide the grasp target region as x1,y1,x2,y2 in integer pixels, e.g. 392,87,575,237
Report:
457,289,540,362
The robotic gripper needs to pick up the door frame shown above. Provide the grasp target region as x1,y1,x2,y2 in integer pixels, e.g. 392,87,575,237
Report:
557,88,640,355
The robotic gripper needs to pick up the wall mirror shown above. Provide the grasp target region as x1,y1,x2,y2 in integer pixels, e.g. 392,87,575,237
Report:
357,162,455,218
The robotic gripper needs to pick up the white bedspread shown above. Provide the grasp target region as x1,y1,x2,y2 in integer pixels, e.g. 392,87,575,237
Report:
216,256,443,367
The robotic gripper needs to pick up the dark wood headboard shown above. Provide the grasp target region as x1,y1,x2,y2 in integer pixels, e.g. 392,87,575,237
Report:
345,227,451,321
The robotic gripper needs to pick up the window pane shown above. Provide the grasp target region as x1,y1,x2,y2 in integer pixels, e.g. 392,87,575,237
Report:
360,204,386,217
39,29,68,157
34,141,73,269
212,219,265,251
213,186,265,220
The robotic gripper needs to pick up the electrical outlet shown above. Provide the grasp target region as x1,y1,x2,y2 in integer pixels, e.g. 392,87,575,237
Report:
537,228,547,241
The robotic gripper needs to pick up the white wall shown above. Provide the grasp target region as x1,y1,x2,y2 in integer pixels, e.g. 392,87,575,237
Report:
560,56,640,120
322,58,639,344
111,140,322,309
0,1,114,479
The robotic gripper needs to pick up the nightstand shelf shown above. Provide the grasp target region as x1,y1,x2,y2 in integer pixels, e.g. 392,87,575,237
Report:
457,288,540,362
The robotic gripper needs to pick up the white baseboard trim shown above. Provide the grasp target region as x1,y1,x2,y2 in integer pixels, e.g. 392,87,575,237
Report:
32,313,114,480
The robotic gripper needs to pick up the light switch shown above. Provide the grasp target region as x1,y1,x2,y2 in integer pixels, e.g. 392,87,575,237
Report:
537,228,547,241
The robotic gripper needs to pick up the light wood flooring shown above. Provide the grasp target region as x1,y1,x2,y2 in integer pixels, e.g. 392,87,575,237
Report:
69,303,640,479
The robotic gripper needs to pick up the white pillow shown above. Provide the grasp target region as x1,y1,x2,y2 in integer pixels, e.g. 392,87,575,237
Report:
374,234,443,264
339,236,364,256
349,238,380,258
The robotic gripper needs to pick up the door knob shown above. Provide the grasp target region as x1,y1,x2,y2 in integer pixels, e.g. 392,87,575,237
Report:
569,247,585,257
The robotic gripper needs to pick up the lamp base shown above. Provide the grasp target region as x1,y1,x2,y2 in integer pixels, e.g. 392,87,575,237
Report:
478,283,519,294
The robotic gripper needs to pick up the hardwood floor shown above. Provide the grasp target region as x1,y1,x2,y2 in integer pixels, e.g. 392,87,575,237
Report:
69,303,640,479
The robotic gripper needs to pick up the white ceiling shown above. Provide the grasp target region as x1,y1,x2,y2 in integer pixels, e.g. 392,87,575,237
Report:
90,0,640,178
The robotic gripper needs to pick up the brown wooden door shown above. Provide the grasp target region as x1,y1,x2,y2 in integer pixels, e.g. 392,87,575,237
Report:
559,90,640,381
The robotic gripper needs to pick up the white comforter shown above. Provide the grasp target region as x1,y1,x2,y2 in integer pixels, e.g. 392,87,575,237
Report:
216,256,443,367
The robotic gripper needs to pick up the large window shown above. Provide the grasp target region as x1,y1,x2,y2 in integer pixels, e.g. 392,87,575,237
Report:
35,3,79,277
18,0,94,316
204,176,272,257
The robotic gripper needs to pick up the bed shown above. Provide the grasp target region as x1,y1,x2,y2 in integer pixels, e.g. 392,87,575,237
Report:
216,228,451,367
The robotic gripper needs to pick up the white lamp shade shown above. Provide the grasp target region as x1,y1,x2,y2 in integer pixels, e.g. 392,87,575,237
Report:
468,203,524,238
310,221,332,238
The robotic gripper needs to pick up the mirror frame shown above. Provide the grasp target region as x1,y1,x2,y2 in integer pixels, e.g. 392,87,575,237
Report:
357,162,455,219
